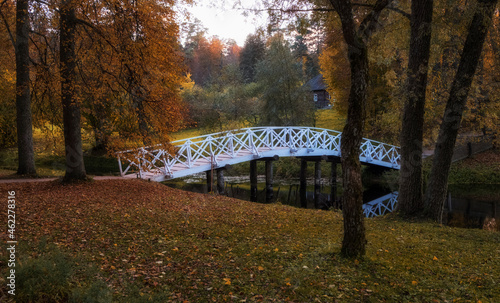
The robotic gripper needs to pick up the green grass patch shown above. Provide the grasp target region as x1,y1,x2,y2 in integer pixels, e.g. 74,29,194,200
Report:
169,128,203,141
1,180,498,302
315,108,346,131
447,162,500,185
0,145,119,178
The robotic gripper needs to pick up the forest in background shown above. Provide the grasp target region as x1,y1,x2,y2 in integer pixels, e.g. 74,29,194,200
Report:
1,0,499,257
1,0,497,154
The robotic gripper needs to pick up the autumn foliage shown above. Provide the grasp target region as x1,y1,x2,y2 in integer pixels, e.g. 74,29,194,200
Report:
0,0,188,153
0,179,498,301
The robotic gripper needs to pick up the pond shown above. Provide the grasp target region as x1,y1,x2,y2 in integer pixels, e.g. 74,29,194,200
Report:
445,184,499,231
163,175,499,230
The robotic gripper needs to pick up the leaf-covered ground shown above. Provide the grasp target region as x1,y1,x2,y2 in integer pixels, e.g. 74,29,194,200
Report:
1,179,499,302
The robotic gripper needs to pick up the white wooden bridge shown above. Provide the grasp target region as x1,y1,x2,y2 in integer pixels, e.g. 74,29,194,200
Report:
117,127,400,182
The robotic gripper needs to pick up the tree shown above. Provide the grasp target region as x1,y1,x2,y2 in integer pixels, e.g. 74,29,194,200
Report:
255,34,314,126
398,0,434,216
0,1,17,149
60,0,87,182
259,0,393,257
0,0,37,174
292,34,319,81
15,0,36,175
327,0,393,257
424,0,498,222
239,34,266,83
186,35,225,87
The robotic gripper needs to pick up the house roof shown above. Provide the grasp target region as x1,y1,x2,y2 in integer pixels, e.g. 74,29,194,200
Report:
307,74,327,91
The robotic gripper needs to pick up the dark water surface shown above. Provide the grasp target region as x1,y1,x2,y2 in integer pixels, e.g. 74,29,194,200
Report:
445,184,499,230
163,176,499,230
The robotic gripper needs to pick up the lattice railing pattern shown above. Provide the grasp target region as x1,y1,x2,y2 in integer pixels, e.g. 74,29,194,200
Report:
117,127,400,181
363,192,399,218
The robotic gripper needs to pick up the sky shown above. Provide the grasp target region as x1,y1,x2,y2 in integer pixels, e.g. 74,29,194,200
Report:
181,1,267,46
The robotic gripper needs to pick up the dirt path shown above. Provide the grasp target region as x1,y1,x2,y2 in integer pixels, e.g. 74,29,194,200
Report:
0,175,125,184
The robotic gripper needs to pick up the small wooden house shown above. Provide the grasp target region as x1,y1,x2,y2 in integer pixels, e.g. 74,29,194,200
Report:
307,75,331,109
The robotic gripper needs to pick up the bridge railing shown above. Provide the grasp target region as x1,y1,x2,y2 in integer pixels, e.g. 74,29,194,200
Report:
363,192,399,218
116,127,400,180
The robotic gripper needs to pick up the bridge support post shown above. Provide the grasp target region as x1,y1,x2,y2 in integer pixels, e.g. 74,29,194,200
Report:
265,160,274,203
250,160,258,202
206,170,214,193
314,161,321,209
216,168,225,195
330,160,338,208
300,159,307,208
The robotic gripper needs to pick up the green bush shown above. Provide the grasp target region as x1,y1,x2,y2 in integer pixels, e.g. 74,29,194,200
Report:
16,247,73,302
12,243,112,303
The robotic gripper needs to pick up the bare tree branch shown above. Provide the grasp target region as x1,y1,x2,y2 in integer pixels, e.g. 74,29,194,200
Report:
0,4,15,49
359,0,394,41
245,3,409,19
352,2,410,19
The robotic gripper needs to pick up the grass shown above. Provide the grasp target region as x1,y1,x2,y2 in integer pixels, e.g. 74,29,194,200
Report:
0,146,119,178
447,149,500,185
1,179,498,302
315,108,346,131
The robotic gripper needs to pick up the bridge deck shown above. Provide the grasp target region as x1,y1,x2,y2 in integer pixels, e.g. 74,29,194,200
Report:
118,127,400,182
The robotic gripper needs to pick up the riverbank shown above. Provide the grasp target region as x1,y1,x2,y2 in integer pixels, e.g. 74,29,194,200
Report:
446,148,500,185
1,179,498,302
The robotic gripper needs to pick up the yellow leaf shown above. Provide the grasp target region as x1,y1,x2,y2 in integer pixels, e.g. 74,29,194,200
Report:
258,266,264,271
433,256,438,261
412,281,418,285
223,278,231,285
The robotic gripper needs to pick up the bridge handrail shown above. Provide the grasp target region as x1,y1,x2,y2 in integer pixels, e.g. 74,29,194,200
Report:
116,127,400,180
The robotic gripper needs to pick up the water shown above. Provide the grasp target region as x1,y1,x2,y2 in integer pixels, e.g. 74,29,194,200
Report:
445,185,499,230
163,175,499,230
162,173,391,209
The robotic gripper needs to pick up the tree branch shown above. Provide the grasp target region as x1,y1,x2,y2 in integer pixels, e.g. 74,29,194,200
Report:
359,0,394,41
74,17,120,53
257,7,335,14
0,4,15,49
352,2,410,19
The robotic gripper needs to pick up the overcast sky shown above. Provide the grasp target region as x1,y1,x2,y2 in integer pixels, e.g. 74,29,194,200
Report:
180,1,267,46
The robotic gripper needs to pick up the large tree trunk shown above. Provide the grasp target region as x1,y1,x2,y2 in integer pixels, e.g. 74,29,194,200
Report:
15,0,36,175
60,0,87,182
424,0,497,222
398,0,433,216
340,40,369,257
329,0,392,258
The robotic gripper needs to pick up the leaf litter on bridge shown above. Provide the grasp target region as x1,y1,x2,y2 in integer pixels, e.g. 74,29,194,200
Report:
0,179,498,302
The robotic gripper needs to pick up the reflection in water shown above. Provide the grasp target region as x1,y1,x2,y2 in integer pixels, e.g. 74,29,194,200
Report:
363,192,398,218
163,177,499,230
444,196,499,231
